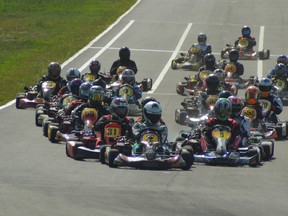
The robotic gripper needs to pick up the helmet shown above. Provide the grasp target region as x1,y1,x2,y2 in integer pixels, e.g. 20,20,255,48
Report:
143,101,162,125
259,77,273,97
119,47,130,61
245,86,259,105
277,55,288,65
218,90,233,99
214,98,232,121
66,68,81,81
204,53,216,68
121,69,135,84
68,78,83,96
275,63,287,78
92,77,106,90
110,97,128,120
206,74,220,90
48,62,61,80
197,33,207,44
79,82,92,101
228,96,244,115
241,26,251,37
228,49,239,62
88,85,105,107
213,69,227,82
89,60,101,74
141,96,158,108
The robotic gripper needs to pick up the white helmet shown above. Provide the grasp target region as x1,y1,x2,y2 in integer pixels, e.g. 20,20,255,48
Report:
143,101,162,125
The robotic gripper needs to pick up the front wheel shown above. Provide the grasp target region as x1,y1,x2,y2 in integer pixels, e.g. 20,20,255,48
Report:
108,149,119,168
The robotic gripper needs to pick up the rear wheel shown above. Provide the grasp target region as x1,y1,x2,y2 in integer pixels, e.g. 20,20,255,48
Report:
275,125,283,140
248,148,260,167
49,126,59,143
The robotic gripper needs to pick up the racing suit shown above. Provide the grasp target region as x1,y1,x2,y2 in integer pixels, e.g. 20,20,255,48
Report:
36,75,67,97
202,117,241,150
222,60,244,77
230,113,251,147
110,59,138,77
259,94,283,124
195,65,219,89
71,103,110,131
234,36,256,51
94,114,134,142
132,121,168,154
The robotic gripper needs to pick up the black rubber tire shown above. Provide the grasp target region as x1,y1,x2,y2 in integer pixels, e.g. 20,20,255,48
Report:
108,149,119,168
180,149,193,170
100,146,107,164
275,126,283,141
15,94,25,109
248,148,260,167
49,126,59,143
261,142,271,161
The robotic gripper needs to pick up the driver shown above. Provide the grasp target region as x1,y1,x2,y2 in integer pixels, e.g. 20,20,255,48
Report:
110,47,138,77
234,25,256,51
132,101,168,154
202,98,241,151
194,53,219,88
94,97,134,142
37,62,67,96
222,49,244,78
258,78,283,124
267,63,288,80
81,59,111,84
112,69,142,103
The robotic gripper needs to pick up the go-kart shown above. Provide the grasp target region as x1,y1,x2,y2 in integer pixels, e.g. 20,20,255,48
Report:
223,62,259,94
34,81,59,126
15,85,40,109
16,81,56,109
107,129,194,170
221,38,270,60
176,70,212,96
175,92,218,125
271,78,288,106
194,125,260,167
171,51,203,71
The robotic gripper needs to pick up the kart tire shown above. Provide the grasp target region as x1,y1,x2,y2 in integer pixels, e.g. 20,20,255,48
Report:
100,146,107,164
108,149,119,168
35,109,44,127
261,142,271,161
247,148,260,167
171,60,177,70
49,126,59,143
220,50,226,59
42,118,52,137
175,108,187,125
15,94,25,109
258,51,264,60
180,149,193,170
275,125,283,141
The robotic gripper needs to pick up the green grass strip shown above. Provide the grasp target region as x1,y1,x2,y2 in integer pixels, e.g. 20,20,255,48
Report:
0,0,136,105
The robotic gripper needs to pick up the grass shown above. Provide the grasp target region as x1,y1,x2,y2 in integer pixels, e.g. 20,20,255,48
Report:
0,0,136,105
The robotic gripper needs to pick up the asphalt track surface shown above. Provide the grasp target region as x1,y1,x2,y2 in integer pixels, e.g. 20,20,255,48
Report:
1,1,288,216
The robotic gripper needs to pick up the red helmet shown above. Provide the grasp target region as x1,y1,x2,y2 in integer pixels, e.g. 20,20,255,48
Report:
228,96,244,115
245,86,259,105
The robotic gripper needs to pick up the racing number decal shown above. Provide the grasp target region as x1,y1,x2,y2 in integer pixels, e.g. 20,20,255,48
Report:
225,63,236,73
141,133,159,142
84,73,95,81
119,86,133,96
104,127,120,138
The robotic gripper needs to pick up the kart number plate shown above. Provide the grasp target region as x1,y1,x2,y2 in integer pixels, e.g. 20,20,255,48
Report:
105,127,120,138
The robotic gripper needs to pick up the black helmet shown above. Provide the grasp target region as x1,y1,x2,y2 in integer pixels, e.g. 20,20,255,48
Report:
79,82,92,101
275,63,287,78
228,49,239,62
206,74,220,90
92,77,106,91
218,90,233,99
204,53,216,68
119,47,130,61
68,78,83,96
197,33,207,44
48,62,61,80
241,26,251,37
89,60,101,74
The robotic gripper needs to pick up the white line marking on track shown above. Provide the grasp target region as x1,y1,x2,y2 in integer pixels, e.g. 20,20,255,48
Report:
147,23,193,94
257,26,265,79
